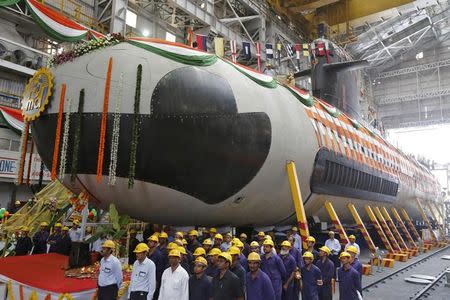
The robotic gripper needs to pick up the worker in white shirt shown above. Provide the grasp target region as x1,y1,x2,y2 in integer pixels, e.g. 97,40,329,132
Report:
68,220,82,241
291,227,302,251
97,240,123,300
158,249,189,300
128,243,156,300
324,231,341,268
344,235,360,258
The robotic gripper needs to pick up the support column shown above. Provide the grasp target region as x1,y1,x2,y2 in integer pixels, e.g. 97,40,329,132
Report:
391,207,417,249
400,208,421,241
373,207,401,251
365,205,393,253
324,201,349,245
415,198,438,243
348,204,377,253
381,207,409,250
432,201,445,226
425,201,446,241
286,161,309,250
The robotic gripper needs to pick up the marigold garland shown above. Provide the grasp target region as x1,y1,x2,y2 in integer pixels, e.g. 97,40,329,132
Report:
71,89,84,182
25,138,34,185
97,57,113,183
108,72,123,185
16,121,29,185
57,293,73,300
59,97,72,179
51,83,66,180
128,64,142,188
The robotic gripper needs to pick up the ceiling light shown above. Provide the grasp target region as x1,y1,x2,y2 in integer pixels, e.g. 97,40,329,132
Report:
142,29,149,37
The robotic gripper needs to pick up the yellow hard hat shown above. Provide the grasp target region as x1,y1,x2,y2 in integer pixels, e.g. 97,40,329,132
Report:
54,223,62,228
235,241,244,248
40,222,48,227
232,237,240,244
62,226,69,231
225,232,232,237
194,247,206,256
73,220,80,225
21,226,30,232
167,242,178,250
209,228,217,233
219,252,232,263
174,239,183,247
228,246,240,256
240,233,247,239
15,200,20,205
208,248,222,256
340,251,351,259
248,252,261,261
258,231,265,237
214,233,223,240
265,235,272,240
328,231,335,235
189,230,199,237
291,226,298,232
195,256,208,266
320,246,331,255
263,239,274,247
159,232,168,239
348,235,356,240
281,240,292,248
148,235,159,242
178,246,187,255
102,240,115,249
250,241,259,247
175,231,184,238
203,239,213,246
302,251,314,259
306,236,316,243
134,243,149,253
346,246,358,254
168,249,181,258
182,239,188,245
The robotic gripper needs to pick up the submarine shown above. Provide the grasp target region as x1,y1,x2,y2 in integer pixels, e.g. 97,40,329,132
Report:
23,36,440,226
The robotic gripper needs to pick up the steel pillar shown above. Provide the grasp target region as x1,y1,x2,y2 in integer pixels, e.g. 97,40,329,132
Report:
348,203,377,253
365,205,394,253
391,207,417,249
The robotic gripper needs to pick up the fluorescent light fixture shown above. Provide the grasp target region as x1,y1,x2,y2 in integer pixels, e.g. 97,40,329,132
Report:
200,2,205,8
126,10,137,28
416,51,423,60
142,29,150,37
165,32,176,42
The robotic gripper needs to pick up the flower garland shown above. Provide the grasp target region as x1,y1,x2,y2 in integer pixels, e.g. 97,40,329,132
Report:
57,293,74,300
59,97,72,179
25,139,34,185
108,72,123,185
48,33,124,67
16,121,29,185
128,64,142,188
71,89,84,182
97,57,113,183
51,83,66,180
70,192,89,213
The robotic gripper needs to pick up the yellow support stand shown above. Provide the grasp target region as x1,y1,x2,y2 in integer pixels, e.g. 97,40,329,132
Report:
373,207,401,252
381,207,409,250
324,201,349,245
415,198,438,243
365,205,394,253
286,161,309,250
432,202,445,223
400,208,421,241
348,204,377,253
391,207,417,249
425,201,446,241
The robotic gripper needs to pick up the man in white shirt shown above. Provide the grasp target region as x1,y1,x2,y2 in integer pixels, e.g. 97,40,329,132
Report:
158,249,189,300
324,231,341,267
128,243,156,300
68,220,81,242
344,235,360,258
291,227,302,251
97,240,123,300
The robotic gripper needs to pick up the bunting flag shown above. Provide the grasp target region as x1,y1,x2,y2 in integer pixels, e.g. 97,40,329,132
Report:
0,106,26,133
242,42,251,60
302,43,309,56
214,37,224,57
265,43,273,59
286,44,294,57
230,40,237,62
25,0,104,42
196,35,207,51
256,42,261,72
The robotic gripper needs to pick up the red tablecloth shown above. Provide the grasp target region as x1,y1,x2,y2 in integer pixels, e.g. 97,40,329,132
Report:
0,253,96,293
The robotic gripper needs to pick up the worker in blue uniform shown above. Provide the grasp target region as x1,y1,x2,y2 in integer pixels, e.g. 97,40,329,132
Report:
246,252,276,300
279,241,298,300
189,256,212,300
337,252,361,300
300,251,323,300
57,226,72,255
260,239,287,300
306,236,320,263
315,246,334,300
287,235,303,268
32,222,49,254
15,226,33,256
205,248,221,279
47,223,62,253
147,235,164,299
346,246,362,294
229,246,246,289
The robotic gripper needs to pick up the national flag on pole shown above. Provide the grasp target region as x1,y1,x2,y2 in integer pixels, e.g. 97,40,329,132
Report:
230,40,237,62
186,27,194,46
265,43,273,59
243,41,251,60
196,34,207,51
302,43,309,56
214,37,224,57
286,44,294,57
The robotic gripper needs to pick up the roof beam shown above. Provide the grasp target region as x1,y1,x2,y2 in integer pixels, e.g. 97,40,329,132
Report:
284,0,339,10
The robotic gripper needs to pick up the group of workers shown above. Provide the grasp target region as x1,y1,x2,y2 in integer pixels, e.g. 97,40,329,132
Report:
96,227,363,300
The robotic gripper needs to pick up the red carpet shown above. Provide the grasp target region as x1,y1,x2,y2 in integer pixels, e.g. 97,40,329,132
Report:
0,253,96,293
